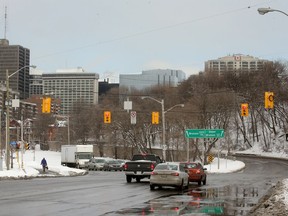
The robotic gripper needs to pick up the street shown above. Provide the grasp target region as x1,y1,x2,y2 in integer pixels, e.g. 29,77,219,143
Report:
0,157,287,216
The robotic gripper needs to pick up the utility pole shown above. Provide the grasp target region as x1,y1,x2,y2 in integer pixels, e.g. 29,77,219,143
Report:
5,69,10,170
0,109,2,171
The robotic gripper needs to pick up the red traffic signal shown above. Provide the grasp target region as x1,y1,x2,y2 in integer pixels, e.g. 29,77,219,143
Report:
241,103,249,117
152,112,159,124
42,97,51,113
265,92,274,109
104,111,111,123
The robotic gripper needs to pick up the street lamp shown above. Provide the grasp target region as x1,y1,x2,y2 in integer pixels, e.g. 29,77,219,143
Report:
258,8,288,16
5,65,36,170
141,96,184,161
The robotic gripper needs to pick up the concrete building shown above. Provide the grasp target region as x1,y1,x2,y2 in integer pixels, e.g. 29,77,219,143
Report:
0,39,31,99
204,54,271,75
29,69,43,96
119,69,186,91
42,68,99,114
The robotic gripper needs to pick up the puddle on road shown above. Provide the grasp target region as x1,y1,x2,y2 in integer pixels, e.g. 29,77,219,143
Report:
105,185,260,216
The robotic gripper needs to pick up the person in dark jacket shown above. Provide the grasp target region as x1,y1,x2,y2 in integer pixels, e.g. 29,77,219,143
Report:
41,157,48,172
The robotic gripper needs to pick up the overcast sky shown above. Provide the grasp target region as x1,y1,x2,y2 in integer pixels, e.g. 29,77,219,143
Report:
1,0,287,82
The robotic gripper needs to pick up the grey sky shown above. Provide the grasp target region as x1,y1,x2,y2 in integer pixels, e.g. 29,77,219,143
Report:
1,0,287,82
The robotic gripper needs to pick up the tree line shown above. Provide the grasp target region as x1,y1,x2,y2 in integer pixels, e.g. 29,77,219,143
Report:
33,61,288,164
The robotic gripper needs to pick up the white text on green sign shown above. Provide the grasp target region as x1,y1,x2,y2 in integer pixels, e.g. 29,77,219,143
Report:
185,129,224,138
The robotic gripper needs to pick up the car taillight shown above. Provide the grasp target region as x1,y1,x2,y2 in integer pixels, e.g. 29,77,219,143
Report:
171,172,179,176
150,163,155,170
196,169,201,174
124,163,128,170
151,171,158,175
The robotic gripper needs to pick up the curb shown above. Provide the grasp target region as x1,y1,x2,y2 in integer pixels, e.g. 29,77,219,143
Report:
0,169,88,180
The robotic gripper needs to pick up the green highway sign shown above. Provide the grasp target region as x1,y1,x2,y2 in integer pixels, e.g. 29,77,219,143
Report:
200,206,224,214
185,129,224,138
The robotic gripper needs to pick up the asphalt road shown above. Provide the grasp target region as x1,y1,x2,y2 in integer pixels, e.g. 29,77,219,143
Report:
0,156,287,216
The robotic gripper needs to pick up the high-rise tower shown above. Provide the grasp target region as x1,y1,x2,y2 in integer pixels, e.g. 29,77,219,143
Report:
0,39,31,99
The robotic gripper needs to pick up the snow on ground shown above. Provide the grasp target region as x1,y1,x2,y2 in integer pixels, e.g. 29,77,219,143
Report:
0,145,287,212
0,146,86,178
234,146,288,214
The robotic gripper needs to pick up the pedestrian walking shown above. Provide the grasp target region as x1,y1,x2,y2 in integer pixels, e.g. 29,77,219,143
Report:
41,157,48,173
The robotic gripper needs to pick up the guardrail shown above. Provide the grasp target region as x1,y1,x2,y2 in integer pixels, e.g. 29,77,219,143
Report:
232,152,288,161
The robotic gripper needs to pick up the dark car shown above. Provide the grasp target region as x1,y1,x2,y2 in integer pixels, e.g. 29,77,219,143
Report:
124,154,163,183
180,162,207,185
103,159,123,171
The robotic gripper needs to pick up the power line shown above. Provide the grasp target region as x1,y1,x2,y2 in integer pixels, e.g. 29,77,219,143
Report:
34,2,270,60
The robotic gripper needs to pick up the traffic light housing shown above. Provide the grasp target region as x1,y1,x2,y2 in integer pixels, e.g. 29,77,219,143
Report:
104,111,111,123
42,97,51,113
152,112,159,124
241,103,249,117
265,92,274,109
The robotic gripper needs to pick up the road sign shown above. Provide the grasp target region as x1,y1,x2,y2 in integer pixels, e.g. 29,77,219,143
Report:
130,111,136,124
124,101,132,111
185,129,224,138
208,154,214,163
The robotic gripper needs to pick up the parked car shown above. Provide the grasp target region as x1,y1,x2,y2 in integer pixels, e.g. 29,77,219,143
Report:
87,157,109,171
116,159,129,168
150,162,189,190
103,159,123,171
180,162,207,185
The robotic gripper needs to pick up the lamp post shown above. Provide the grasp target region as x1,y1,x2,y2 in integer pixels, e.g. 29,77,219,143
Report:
141,96,184,161
5,65,36,170
258,8,288,16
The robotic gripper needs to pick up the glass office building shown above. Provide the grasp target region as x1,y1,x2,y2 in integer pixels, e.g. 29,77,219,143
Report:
119,69,186,91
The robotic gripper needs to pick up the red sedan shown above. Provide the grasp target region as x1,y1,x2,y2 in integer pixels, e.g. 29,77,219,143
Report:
180,162,207,185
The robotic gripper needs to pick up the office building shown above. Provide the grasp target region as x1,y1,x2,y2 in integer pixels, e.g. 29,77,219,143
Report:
42,67,99,114
119,69,186,91
29,69,43,96
204,54,271,75
0,39,31,99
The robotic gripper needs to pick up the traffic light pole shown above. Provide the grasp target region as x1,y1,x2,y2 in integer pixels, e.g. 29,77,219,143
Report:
161,99,166,161
5,65,36,170
21,114,24,169
67,116,70,145
0,109,2,171
5,69,10,170
142,96,184,161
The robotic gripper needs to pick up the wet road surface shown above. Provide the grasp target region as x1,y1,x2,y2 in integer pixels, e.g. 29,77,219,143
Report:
0,156,287,216
104,156,288,216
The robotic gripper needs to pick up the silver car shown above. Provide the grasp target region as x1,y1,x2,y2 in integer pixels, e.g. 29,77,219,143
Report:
87,157,108,171
150,162,189,190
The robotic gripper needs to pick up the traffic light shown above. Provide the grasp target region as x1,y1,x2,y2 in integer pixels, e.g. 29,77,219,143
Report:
25,143,30,150
265,92,274,109
42,97,51,113
152,112,159,124
241,103,249,117
104,111,111,123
